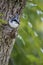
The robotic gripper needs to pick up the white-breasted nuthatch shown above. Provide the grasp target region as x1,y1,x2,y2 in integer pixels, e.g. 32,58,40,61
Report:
9,14,19,28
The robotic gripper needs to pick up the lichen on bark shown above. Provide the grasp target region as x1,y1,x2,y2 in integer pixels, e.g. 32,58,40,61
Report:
0,0,26,21
0,0,26,65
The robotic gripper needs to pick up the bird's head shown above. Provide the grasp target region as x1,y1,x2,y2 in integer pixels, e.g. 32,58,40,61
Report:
9,14,20,28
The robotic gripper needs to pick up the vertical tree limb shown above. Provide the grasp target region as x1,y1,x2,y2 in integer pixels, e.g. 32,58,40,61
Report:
0,0,26,65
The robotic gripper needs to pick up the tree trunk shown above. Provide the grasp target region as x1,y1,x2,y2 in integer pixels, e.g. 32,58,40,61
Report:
0,0,26,65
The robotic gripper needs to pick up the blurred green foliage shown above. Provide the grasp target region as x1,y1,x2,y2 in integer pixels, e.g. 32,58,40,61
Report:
9,0,43,65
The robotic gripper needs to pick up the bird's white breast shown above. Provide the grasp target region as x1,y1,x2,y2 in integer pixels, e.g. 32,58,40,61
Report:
9,20,19,28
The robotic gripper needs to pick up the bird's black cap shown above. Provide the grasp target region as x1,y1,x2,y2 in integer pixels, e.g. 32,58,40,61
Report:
11,14,19,24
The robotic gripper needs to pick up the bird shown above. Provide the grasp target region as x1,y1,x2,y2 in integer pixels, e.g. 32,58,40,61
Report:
9,14,20,28
0,13,19,65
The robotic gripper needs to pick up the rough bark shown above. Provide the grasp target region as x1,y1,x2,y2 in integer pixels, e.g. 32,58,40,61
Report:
0,0,26,65
0,0,26,21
